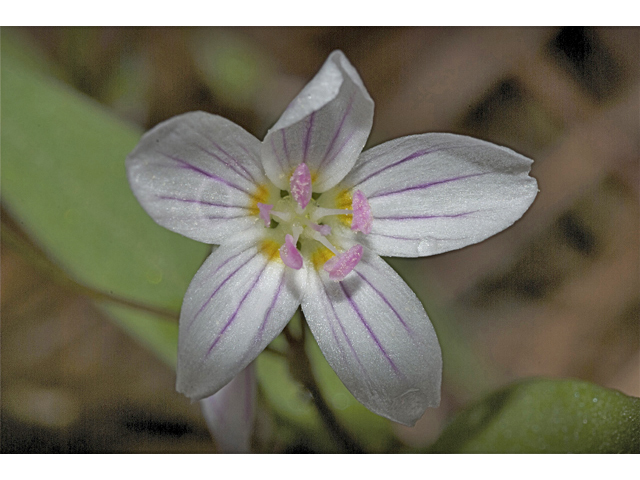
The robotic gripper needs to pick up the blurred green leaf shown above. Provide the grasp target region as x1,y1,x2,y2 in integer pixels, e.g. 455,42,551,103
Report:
191,30,270,110
1,29,209,363
101,303,179,368
430,378,640,453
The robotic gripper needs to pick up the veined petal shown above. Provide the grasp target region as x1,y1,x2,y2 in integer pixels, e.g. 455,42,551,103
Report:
127,112,279,244
335,133,538,257
177,229,304,400
301,247,442,426
261,51,374,192
200,363,257,453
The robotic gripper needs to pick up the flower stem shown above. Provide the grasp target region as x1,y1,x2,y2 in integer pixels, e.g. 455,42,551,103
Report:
283,317,364,453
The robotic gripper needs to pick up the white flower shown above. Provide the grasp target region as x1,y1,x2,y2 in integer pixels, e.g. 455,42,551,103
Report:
126,51,538,426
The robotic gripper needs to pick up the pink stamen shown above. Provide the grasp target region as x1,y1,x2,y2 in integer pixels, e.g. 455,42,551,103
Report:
323,244,363,281
257,202,273,227
311,223,331,236
279,234,303,270
290,163,312,210
350,190,373,234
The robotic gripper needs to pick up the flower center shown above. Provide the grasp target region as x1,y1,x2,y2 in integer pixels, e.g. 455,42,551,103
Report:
257,163,372,281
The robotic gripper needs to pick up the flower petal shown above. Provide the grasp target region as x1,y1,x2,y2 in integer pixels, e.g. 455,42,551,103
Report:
301,247,442,426
261,50,374,192
177,229,304,400
126,112,279,244
200,363,256,453
336,133,538,257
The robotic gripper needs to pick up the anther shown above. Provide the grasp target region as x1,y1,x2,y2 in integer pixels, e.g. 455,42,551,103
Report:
323,244,363,281
279,234,303,270
311,223,331,236
257,203,274,227
350,190,373,234
290,163,312,210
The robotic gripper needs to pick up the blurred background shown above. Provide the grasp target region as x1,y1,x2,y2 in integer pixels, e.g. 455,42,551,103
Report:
1,26,638,452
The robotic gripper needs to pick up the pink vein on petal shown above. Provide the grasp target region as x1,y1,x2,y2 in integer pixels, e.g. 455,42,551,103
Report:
353,269,411,333
205,136,259,184
196,143,255,185
368,173,488,200
254,270,286,345
162,153,252,195
324,130,356,168
374,211,477,221
189,127,258,184
318,91,356,170
303,112,315,163
339,282,401,375
156,195,252,210
320,280,370,381
189,251,259,330
281,129,290,166
205,260,269,358
352,144,470,188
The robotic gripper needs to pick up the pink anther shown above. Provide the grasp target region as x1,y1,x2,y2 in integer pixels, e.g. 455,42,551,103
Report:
311,223,332,236
323,244,363,281
290,163,312,210
279,234,303,270
350,190,373,234
257,202,274,227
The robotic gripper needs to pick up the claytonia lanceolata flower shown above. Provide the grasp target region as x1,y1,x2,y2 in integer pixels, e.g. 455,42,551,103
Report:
126,51,538,426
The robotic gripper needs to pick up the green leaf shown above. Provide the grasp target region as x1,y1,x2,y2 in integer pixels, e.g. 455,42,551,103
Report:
430,378,640,453
100,303,179,368
1,30,209,363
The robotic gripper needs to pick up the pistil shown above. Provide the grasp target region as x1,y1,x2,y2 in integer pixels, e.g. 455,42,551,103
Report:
306,229,339,255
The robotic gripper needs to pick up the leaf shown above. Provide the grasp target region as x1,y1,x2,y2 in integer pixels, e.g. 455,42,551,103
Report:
430,378,640,453
100,303,179,368
1,29,209,363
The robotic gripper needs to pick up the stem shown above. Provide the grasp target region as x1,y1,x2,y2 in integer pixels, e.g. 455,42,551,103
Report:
284,317,364,453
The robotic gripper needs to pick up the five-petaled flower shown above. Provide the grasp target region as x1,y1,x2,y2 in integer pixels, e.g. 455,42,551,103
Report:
126,51,538,426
